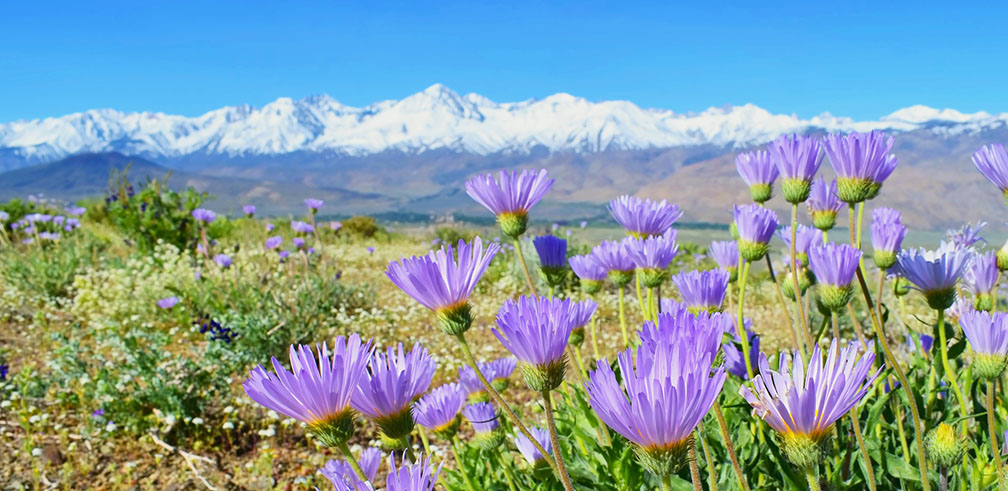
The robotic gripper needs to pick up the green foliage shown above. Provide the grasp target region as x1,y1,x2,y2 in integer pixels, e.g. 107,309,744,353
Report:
341,215,381,237
0,233,105,300
434,226,476,246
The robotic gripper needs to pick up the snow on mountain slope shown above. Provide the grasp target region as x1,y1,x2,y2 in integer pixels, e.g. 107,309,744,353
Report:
2,83,1006,162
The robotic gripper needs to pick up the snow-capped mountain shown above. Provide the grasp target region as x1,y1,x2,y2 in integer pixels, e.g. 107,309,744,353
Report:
2,83,1007,164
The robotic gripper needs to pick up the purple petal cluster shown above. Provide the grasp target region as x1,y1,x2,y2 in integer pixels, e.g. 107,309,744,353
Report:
352,343,435,420
671,269,730,312
385,237,500,312
492,297,584,365
321,447,382,489
305,198,324,211
291,220,315,234
514,427,553,465
242,204,256,216
413,383,466,431
457,357,518,395
870,208,906,253
533,235,567,269
735,149,779,187
157,296,179,309
972,143,1008,192
822,131,898,183
591,239,635,273
723,325,760,379
709,240,739,269
244,335,374,425
608,195,683,237
769,134,823,182
806,177,843,214
191,208,216,223
265,236,283,250
778,224,823,257
465,169,553,217
947,221,987,249
965,251,999,295
960,309,1008,356
569,254,609,281
213,254,232,268
586,339,725,450
463,402,500,433
637,307,728,361
740,341,880,438
733,204,779,244
625,231,680,270
385,454,442,491
807,242,862,287
893,243,973,295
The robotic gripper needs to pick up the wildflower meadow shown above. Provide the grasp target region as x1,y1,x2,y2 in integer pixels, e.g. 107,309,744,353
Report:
7,132,1008,491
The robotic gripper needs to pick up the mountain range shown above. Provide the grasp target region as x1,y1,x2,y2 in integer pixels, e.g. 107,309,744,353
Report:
1,84,1006,229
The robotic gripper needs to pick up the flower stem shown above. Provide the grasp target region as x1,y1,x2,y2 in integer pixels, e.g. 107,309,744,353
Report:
804,466,821,491
789,203,812,355
850,407,877,490
689,436,703,491
542,389,576,491
589,308,601,361
417,426,431,455
454,334,562,477
636,272,649,319
736,261,755,378
647,287,657,323
988,380,1006,491
570,346,610,446
662,475,672,491
765,254,805,356
936,309,969,423
450,438,478,491
713,402,749,491
337,441,369,483
618,285,630,348
514,238,539,298
698,425,718,491
894,400,911,465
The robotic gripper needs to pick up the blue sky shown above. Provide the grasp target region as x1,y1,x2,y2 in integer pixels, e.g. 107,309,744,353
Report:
1,1,1005,121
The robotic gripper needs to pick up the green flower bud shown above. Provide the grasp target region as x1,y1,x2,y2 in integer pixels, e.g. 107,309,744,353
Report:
836,177,875,204
738,239,770,262
811,211,837,231
973,353,1008,381
749,183,773,204
581,279,604,295
497,212,528,238
781,432,832,470
436,302,473,335
924,288,957,311
608,270,635,287
520,358,567,393
635,438,691,480
781,178,812,204
873,249,897,270
925,423,966,470
307,409,357,448
818,284,855,312
639,268,668,288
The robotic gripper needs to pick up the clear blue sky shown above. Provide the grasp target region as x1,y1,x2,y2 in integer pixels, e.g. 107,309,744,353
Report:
2,1,1005,121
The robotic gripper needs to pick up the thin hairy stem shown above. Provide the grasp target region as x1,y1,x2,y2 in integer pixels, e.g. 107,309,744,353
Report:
689,436,703,491
451,439,478,491
542,390,575,491
989,381,1007,491
713,402,750,491
337,441,369,483
765,254,805,355
736,261,755,377
936,309,969,423
513,238,539,298
789,204,812,352
618,285,630,348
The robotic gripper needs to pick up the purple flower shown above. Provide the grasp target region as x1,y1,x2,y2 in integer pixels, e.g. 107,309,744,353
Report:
591,239,635,275
893,243,973,309
213,254,232,268
321,447,381,488
724,326,760,378
278,250,290,261
972,143,1008,198
413,383,466,435
243,336,374,443
0,363,7,381
823,131,899,202
385,238,499,333
367,246,376,255
66,206,86,216
735,149,779,203
671,269,730,313
960,309,1008,378
733,204,779,261
569,254,608,282
569,299,598,329
330,221,342,231
947,221,987,249
92,408,105,419
585,339,725,469
265,236,283,250
580,220,588,228
965,251,999,295
39,231,60,241
191,208,216,223
305,198,324,211
465,169,553,236
242,205,256,216
265,223,275,232
533,235,567,269
740,341,880,442
806,177,843,228
463,402,500,433
709,240,740,270
157,296,179,309
291,220,315,234
293,237,305,249
385,454,442,491
870,208,906,257
458,358,517,396
778,224,823,260
352,343,435,438
625,231,680,271
514,427,553,465
637,308,728,361
769,133,823,203
608,195,683,238
808,242,862,288
53,215,66,226
493,296,582,368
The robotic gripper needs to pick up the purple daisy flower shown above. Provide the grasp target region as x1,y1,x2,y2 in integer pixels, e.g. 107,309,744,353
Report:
265,223,275,232
893,243,973,310
625,231,680,271
385,237,499,335
66,206,86,216
291,220,315,234
463,402,500,433
806,177,843,231
960,309,1008,379
493,296,582,390
870,207,906,270
586,339,725,475
293,237,305,249
0,363,7,381
724,326,760,379
965,251,999,295
569,254,608,282
514,427,553,466
458,357,517,396
465,169,553,237
157,296,179,309
305,198,324,211
321,447,382,488
637,308,728,361
671,269,729,313
591,239,636,282
413,383,466,437
330,221,343,231
213,254,232,268
385,454,442,491
265,236,283,250
822,131,899,203
972,143,1008,202
352,343,435,439
709,240,740,270
947,221,987,249
778,224,823,264
808,242,862,311
733,204,780,261
769,133,823,203
740,342,881,451
278,250,290,261
607,195,683,238
533,234,567,269
735,149,779,203
242,204,256,216
191,208,216,223
243,335,374,445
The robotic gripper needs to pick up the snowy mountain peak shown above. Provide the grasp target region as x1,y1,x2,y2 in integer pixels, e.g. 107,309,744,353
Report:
2,86,1007,164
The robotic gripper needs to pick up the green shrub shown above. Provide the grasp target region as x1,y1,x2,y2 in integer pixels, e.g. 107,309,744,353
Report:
434,226,475,246
341,215,380,237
